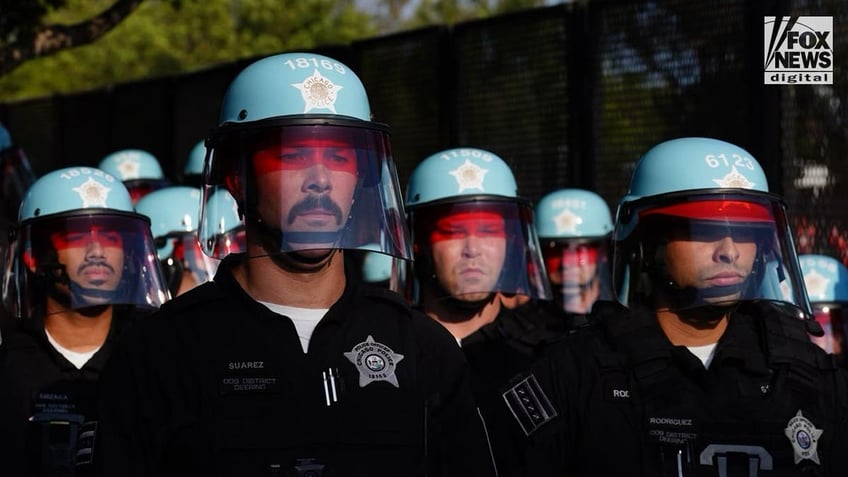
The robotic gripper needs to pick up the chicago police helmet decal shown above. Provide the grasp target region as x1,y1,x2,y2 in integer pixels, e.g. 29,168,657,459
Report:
449,159,489,193
73,177,111,208
292,69,343,114
554,208,583,235
535,189,613,240
99,149,164,181
115,154,141,179
712,166,757,188
804,269,830,299
344,335,404,388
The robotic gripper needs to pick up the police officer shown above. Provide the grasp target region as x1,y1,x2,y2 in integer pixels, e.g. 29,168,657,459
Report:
0,166,168,476
0,123,36,224
405,147,567,475
134,186,214,297
95,52,496,477
0,123,37,332
534,137,848,476
800,254,848,366
535,188,614,327
98,149,170,205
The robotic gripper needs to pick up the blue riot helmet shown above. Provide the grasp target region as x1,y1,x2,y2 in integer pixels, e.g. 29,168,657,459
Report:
199,52,410,262
0,123,36,223
135,186,213,297
405,147,550,307
5,167,169,320
800,254,848,358
612,137,812,324
356,242,399,290
182,140,206,187
535,189,613,314
200,188,245,257
99,149,170,205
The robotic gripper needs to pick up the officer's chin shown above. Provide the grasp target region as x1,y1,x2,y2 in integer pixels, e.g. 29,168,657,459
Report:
273,248,337,272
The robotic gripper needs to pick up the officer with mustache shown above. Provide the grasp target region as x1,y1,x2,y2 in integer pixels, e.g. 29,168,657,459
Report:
95,53,496,477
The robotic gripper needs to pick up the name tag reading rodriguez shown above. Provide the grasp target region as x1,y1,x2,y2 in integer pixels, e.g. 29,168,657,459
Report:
219,360,282,395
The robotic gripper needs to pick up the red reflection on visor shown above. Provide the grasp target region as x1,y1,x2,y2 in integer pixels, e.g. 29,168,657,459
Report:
641,200,774,222
51,228,124,250
543,244,599,270
430,211,506,242
253,138,357,175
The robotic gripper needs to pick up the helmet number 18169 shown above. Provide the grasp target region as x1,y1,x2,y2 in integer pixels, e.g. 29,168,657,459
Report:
284,57,346,75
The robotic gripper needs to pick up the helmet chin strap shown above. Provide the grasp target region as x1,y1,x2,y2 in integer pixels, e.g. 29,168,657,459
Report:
251,216,343,259
426,273,496,321
657,278,741,320
283,230,344,245
44,263,117,309
559,273,599,297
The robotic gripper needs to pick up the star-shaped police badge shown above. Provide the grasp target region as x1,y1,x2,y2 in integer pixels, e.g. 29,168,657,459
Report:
554,208,583,234
803,270,829,299
291,69,343,114
784,410,823,464
712,166,756,189
344,335,404,388
115,153,141,180
72,177,111,208
448,159,488,193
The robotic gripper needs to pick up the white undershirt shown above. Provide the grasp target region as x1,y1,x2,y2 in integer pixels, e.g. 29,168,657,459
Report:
258,301,328,353
687,343,718,369
45,330,100,369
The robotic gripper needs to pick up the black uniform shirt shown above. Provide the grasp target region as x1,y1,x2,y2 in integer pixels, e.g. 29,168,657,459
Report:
0,315,133,477
96,254,496,477
460,300,569,476
532,300,848,476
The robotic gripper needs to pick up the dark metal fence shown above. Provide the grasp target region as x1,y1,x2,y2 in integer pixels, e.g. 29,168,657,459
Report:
1,0,846,263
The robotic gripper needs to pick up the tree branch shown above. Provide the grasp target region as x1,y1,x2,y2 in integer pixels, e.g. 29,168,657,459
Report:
0,0,147,77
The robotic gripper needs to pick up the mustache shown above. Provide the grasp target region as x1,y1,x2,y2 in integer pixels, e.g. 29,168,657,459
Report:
77,259,115,275
287,195,344,225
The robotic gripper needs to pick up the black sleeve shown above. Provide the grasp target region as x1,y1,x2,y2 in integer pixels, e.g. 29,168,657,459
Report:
95,315,188,477
416,319,498,477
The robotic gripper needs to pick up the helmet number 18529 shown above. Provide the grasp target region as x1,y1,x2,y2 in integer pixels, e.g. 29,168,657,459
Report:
284,57,346,75
704,153,755,170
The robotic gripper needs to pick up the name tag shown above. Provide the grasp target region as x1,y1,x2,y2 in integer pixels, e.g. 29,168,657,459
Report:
219,376,281,395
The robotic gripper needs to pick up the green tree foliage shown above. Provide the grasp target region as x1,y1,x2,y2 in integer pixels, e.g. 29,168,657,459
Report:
0,0,377,101
0,0,550,102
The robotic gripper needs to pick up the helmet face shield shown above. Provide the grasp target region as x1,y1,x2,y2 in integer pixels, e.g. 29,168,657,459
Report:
8,212,169,319
200,122,410,260
409,198,550,303
541,238,612,314
157,232,214,296
124,178,171,205
613,191,811,316
0,146,36,222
